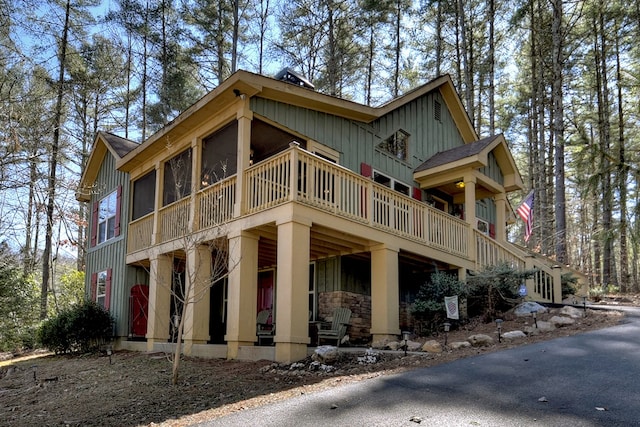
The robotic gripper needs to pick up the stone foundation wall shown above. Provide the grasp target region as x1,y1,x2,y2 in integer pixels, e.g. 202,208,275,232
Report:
318,291,371,343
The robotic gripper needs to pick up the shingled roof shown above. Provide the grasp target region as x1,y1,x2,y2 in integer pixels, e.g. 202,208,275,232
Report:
414,135,499,173
100,132,139,159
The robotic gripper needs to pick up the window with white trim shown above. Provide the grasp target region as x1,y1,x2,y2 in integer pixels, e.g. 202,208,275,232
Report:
477,218,489,235
98,191,117,244
373,171,410,196
96,270,107,308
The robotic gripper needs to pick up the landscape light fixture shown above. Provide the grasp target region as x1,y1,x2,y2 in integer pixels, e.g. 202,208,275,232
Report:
495,319,503,343
402,331,411,356
443,322,451,346
532,310,538,328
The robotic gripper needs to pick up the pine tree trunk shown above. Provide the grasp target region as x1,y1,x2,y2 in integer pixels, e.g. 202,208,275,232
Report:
615,25,628,293
551,0,567,264
41,0,71,320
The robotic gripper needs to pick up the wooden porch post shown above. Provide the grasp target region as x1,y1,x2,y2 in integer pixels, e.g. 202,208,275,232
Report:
183,244,212,354
146,253,172,351
234,102,253,218
370,245,401,346
493,193,507,242
225,231,259,359
464,176,477,264
274,217,311,363
552,265,562,303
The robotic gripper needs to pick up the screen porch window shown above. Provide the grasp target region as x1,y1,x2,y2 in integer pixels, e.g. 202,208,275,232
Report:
98,191,117,244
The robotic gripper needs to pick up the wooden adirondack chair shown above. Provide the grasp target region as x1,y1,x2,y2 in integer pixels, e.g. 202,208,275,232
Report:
317,307,351,347
256,309,275,345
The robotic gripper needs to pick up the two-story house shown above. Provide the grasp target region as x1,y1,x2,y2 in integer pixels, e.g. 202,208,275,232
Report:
77,70,561,363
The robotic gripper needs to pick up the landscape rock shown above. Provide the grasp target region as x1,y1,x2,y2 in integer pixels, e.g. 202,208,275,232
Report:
422,340,443,353
524,320,556,335
560,306,584,319
502,330,527,340
449,341,471,350
514,302,548,317
562,295,581,305
311,345,339,364
385,341,400,351
407,340,422,352
467,334,494,347
549,315,576,327
371,338,395,349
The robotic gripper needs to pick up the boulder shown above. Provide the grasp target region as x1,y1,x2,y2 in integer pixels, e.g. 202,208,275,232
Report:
385,341,400,351
467,334,494,347
371,338,394,349
560,306,584,319
312,345,339,364
549,315,576,327
422,340,443,353
524,320,555,335
449,341,471,350
502,330,527,340
514,302,548,317
407,340,423,352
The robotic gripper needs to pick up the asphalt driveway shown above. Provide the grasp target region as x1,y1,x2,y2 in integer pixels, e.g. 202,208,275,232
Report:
199,307,640,427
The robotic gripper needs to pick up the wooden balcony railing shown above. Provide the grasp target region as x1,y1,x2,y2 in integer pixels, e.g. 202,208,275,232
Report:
128,213,154,253
159,198,190,243
197,176,236,231
127,145,559,303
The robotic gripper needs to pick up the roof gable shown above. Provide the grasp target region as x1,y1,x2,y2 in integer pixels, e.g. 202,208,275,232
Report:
116,70,478,172
76,132,139,202
414,134,523,193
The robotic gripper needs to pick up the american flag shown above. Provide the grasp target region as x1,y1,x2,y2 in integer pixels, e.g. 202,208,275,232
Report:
517,191,534,242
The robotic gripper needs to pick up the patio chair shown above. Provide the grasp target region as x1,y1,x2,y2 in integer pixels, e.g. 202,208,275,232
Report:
256,309,275,345
317,307,352,347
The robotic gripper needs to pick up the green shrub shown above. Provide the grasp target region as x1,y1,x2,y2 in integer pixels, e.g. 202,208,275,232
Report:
411,270,467,335
467,262,535,322
38,301,113,354
561,273,578,298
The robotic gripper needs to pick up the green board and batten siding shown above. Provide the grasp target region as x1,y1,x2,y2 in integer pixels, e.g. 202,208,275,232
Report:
251,90,465,186
85,150,139,337
252,91,501,227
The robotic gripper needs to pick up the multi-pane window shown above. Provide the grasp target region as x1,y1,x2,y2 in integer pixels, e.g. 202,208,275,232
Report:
378,130,409,161
98,191,117,244
373,171,410,196
96,270,107,308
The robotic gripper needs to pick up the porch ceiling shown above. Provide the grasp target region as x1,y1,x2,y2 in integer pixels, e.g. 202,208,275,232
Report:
252,223,371,268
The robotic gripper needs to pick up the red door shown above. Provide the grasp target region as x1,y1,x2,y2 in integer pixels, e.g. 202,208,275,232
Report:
130,284,149,337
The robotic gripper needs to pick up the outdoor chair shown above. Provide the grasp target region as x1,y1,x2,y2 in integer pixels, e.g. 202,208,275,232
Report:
256,309,275,345
317,307,352,347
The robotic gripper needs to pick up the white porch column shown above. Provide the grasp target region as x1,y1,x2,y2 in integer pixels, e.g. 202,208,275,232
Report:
146,253,172,350
494,193,507,242
274,218,311,363
464,176,477,263
183,244,212,354
234,103,253,217
370,245,401,345
225,231,259,359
